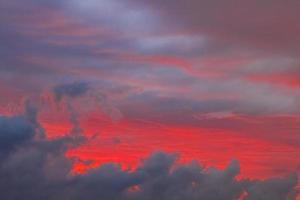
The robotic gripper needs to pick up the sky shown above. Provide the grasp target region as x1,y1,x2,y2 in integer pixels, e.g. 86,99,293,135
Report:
0,0,300,199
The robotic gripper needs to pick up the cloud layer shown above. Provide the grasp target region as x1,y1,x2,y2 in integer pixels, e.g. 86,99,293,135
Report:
0,105,298,200
0,0,300,193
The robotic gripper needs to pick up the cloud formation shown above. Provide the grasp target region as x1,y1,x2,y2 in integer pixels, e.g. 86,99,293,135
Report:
0,0,300,194
0,104,298,200
53,82,90,102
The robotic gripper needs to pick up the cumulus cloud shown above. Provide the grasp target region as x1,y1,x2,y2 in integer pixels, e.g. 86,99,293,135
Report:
0,104,297,200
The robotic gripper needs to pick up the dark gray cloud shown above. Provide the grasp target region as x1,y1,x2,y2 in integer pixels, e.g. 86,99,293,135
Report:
246,175,298,200
0,106,297,200
53,82,90,102
0,115,34,155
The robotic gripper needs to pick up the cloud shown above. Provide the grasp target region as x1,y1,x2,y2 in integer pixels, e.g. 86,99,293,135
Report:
0,115,34,155
52,82,91,135
52,81,123,123
0,105,297,200
246,175,298,200
53,82,90,102
133,0,300,55
0,2,299,199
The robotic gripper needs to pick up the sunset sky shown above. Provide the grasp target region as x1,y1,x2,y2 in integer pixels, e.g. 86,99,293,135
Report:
1,0,300,199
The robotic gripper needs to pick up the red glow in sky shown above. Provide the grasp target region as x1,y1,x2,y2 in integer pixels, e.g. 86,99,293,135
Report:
1,0,300,199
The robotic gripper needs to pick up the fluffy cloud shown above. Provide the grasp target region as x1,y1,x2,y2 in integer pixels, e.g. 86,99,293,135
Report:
0,104,297,200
